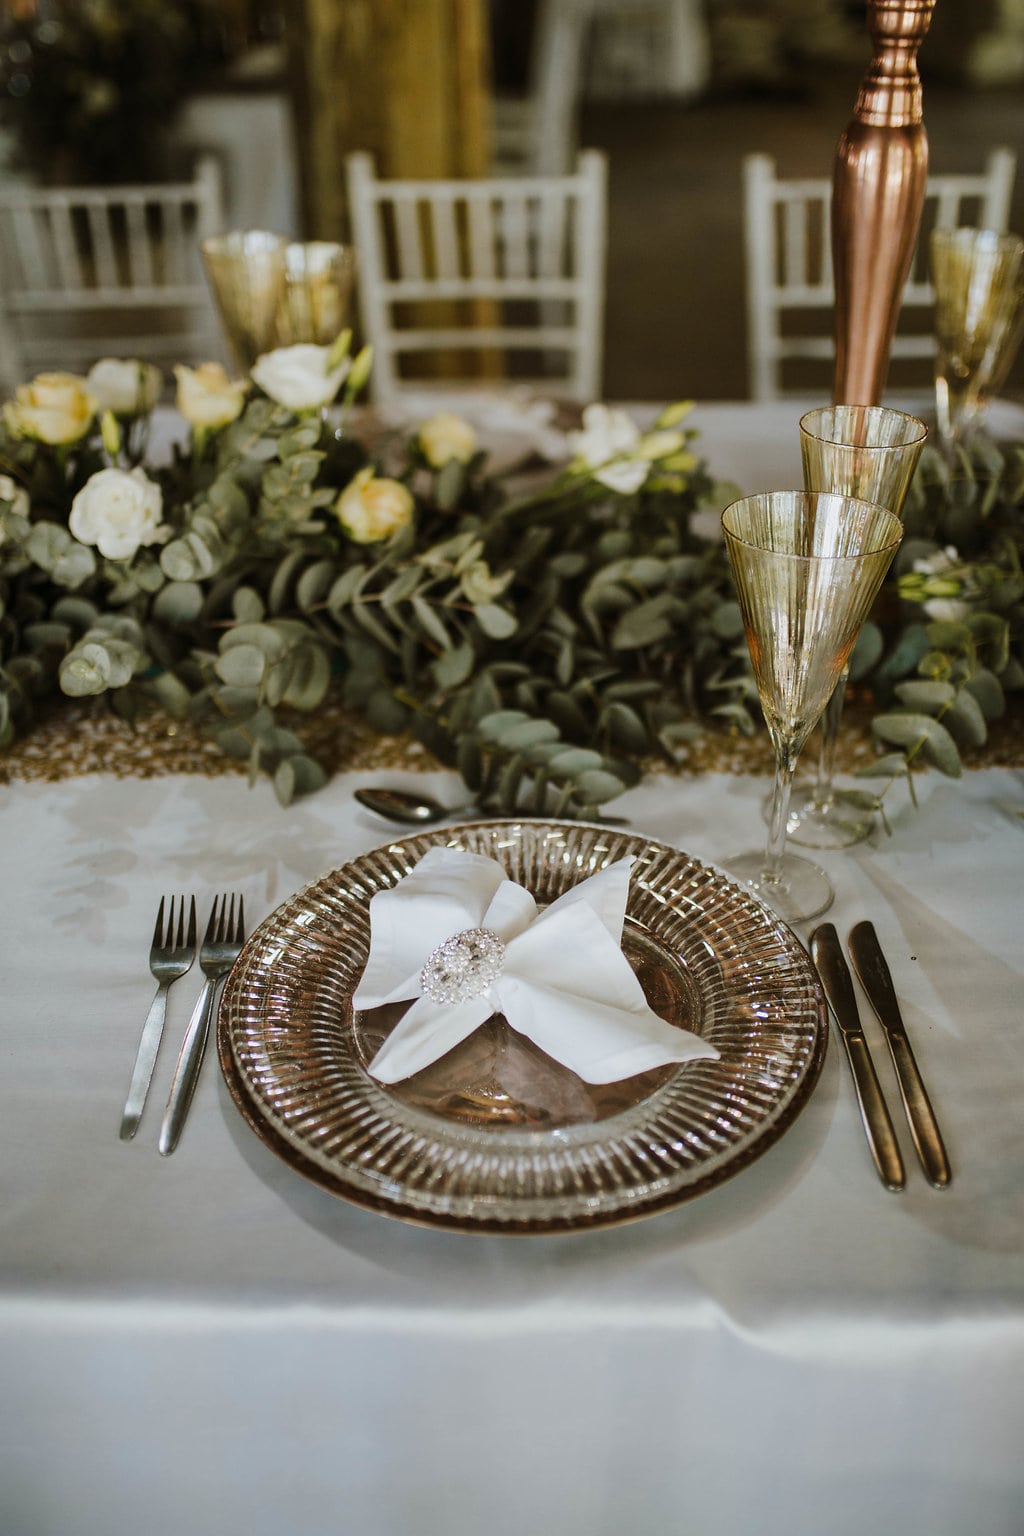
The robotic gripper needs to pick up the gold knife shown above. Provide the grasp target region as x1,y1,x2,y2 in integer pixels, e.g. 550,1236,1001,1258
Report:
847,921,952,1189
810,923,905,1192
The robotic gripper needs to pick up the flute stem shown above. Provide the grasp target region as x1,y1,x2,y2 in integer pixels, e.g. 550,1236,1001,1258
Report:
811,666,850,813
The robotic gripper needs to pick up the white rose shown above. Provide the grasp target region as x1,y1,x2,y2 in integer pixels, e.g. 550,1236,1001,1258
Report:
4,372,96,445
69,467,166,561
174,363,248,430
336,467,414,543
566,403,649,494
0,473,30,520
86,358,163,416
418,412,477,467
250,343,350,413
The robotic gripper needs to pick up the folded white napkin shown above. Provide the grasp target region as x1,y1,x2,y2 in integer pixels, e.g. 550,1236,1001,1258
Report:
352,847,720,1085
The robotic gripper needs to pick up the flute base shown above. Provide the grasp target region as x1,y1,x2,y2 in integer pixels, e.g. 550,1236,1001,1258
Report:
781,784,876,849
724,849,834,926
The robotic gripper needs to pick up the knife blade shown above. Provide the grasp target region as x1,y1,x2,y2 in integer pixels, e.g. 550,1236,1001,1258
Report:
810,923,905,1192
847,921,951,1189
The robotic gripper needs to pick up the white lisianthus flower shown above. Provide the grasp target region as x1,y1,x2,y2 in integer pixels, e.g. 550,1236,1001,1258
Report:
418,412,477,468
69,467,166,561
4,372,96,445
912,545,960,576
336,467,414,544
86,358,162,417
922,597,972,622
567,403,648,494
174,363,248,430
251,343,350,413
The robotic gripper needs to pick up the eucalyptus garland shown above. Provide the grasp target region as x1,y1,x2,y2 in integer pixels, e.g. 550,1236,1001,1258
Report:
0,352,1021,818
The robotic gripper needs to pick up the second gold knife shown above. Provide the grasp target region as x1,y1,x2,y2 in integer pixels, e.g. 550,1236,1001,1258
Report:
848,920,952,1189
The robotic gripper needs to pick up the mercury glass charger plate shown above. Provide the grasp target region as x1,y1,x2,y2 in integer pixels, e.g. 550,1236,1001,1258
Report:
218,821,827,1233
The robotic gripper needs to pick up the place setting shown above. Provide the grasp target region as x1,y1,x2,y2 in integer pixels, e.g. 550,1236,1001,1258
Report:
99,381,970,1233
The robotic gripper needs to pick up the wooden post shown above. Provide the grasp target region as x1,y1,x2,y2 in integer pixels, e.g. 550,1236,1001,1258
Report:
284,0,492,242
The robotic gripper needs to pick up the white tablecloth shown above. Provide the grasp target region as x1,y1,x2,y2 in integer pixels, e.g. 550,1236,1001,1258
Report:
2,763,1023,1536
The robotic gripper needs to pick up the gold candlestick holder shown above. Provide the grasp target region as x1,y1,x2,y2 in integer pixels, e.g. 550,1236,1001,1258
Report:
832,0,936,405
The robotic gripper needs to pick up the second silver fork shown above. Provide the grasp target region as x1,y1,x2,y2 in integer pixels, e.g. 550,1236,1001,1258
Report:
158,894,246,1156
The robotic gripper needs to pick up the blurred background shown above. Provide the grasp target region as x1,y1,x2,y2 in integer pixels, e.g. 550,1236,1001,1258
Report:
0,0,1021,400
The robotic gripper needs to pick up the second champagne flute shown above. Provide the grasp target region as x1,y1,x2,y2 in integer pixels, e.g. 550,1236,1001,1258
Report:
785,404,927,850
722,491,903,925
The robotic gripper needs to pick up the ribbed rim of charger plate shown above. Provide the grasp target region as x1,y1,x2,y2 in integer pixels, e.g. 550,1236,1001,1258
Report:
218,821,827,1233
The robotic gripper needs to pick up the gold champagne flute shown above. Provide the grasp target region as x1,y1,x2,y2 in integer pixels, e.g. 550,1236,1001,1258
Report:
785,404,927,850
931,227,1024,452
722,491,903,925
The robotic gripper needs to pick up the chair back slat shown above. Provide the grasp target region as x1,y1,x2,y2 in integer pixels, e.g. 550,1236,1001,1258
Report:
466,191,498,280
743,146,1018,400
86,204,121,289
48,202,86,292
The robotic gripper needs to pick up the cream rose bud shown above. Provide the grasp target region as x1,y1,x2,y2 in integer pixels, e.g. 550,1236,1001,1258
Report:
4,372,96,445
86,358,163,416
173,362,248,430
250,343,350,413
69,466,166,561
336,467,414,543
418,412,477,468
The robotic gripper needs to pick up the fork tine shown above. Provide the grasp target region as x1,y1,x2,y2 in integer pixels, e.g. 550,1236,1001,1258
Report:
217,894,233,944
185,895,197,951
174,895,186,949
151,895,166,952
202,896,221,948
234,895,245,944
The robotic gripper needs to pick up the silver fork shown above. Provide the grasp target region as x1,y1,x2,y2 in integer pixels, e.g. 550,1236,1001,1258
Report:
120,895,197,1141
158,894,246,1156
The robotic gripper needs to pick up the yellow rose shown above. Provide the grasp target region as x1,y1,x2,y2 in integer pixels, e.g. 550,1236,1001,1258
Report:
173,363,248,430
417,412,477,467
4,372,96,445
336,468,414,543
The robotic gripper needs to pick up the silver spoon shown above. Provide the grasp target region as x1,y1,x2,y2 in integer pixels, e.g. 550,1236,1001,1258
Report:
354,786,628,826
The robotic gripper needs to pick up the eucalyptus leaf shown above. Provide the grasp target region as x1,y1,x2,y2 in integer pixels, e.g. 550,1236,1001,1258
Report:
153,581,204,626
274,754,328,806
233,586,266,624
944,689,987,748
474,603,518,640
574,768,628,804
963,668,1005,719
215,643,267,689
433,641,476,692
893,679,956,711
856,753,913,780
872,712,961,776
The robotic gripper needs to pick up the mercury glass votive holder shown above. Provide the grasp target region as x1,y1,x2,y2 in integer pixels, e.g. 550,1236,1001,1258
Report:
278,241,356,347
200,228,289,371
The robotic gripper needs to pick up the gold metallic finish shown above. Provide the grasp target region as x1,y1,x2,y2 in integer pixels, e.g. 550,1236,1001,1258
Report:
832,0,936,406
